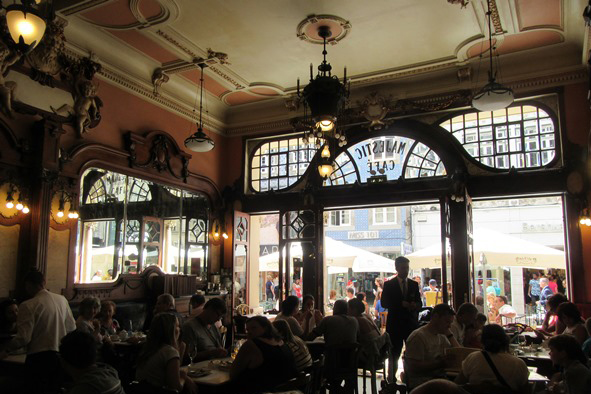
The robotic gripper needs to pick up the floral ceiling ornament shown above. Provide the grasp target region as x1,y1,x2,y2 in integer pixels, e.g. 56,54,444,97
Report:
447,0,470,7
357,92,394,131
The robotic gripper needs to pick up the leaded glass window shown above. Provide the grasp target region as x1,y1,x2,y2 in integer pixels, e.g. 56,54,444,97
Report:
188,218,207,243
439,104,557,169
404,142,446,179
250,137,322,192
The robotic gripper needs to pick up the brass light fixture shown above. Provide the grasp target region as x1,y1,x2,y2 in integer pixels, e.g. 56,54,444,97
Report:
296,25,349,179
53,189,78,220
184,63,215,152
4,0,51,53
3,183,29,213
471,0,514,112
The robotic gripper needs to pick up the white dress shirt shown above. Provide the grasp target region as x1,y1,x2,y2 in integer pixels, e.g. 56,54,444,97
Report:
6,289,76,354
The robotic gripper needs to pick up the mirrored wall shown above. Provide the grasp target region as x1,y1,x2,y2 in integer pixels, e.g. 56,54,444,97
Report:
76,168,209,284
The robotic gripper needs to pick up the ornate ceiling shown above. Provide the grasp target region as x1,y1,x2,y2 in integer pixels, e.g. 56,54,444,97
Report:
56,0,588,136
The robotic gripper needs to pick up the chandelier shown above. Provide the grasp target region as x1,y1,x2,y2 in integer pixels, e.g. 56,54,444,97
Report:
471,0,513,112
184,63,215,152
296,25,349,178
3,0,52,53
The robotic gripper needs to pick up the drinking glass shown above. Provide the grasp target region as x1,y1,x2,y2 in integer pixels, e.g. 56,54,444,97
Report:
188,343,197,366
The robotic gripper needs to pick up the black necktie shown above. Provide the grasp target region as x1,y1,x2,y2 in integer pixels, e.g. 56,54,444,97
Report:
401,279,407,298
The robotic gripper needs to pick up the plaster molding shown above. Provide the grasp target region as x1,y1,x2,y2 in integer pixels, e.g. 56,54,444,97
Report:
57,0,109,16
77,0,179,31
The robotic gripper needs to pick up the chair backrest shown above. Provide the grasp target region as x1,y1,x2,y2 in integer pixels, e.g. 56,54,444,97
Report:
271,372,312,394
324,342,360,381
305,354,325,394
127,381,179,394
379,311,388,331
236,304,249,316
424,291,443,307
233,314,248,339
444,347,480,372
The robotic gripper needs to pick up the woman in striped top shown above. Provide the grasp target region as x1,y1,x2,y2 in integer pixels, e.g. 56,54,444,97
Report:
273,319,313,371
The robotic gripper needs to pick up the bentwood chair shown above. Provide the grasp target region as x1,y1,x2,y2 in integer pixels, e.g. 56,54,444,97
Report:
359,333,391,394
271,372,312,394
324,343,360,394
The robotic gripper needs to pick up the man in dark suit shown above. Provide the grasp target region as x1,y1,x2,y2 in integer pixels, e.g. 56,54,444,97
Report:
381,256,421,383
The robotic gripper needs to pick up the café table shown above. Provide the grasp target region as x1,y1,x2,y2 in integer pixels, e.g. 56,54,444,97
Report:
515,346,554,378
185,357,232,393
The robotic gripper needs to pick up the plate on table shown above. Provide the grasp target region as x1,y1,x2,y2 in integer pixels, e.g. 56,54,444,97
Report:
209,359,233,371
188,368,212,378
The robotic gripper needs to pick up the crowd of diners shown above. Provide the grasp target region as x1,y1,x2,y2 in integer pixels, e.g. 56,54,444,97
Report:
2,262,591,394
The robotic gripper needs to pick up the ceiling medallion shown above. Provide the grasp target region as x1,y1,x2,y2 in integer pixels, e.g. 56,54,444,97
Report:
296,15,351,45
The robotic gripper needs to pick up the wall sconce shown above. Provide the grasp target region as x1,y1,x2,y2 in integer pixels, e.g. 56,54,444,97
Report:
3,183,29,214
53,189,78,221
211,218,228,242
580,207,591,227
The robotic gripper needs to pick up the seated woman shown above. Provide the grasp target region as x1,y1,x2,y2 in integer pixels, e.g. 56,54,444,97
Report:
557,302,589,345
0,298,18,338
295,294,323,333
348,298,380,340
230,315,297,393
547,334,591,394
275,295,306,338
462,313,487,349
136,313,196,394
97,300,120,336
273,319,312,372
541,293,568,335
456,324,529,394
76,297,103,343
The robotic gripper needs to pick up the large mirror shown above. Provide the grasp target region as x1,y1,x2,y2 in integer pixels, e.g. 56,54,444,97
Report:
76,168,209,284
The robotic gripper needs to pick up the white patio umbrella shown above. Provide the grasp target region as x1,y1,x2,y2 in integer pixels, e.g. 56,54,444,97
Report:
258,237,396,273
407,228,566,269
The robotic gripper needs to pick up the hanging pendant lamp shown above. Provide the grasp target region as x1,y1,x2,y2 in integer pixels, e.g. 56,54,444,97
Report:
185,64,215,152
472,0,514,112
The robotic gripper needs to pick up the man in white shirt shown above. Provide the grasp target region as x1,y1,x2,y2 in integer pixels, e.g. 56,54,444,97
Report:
404,303,459,389
450,303,478,346
490,295,516,324
0,270,76,394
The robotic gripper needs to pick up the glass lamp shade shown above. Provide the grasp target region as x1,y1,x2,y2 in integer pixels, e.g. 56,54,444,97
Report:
315,117,335,132
184,128,214,152
6,6,46,50
318,162,334,178
472,81,514,112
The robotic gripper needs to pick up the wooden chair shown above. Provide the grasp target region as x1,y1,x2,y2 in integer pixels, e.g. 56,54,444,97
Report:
304,354,325,394
424,291,443,307
379,311,388,332
127,381,179,394
359,333,391,394
271,372,312,394
324,343,360,394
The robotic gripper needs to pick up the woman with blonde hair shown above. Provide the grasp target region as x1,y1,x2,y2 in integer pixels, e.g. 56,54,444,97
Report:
273,319,312,371
136,313,196,393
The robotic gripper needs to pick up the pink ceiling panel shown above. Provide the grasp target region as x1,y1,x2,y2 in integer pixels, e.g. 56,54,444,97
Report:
466,39,496,59
250,87,279,96
225,92,268,106
516,0,562,30
180,71,229,98
82,0,137,26
498,31,563,55
139,0,163,19
109,30,178,63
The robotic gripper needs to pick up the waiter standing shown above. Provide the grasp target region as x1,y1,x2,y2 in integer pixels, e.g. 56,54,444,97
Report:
381,256,421,383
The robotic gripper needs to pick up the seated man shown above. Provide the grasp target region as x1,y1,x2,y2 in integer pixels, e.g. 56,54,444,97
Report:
450,302,478,346
60,330,125,394
154,293,184,326
404,303,459,389
189,294,206,317
489,295,516,324
312,299,359,346
182,297,227,361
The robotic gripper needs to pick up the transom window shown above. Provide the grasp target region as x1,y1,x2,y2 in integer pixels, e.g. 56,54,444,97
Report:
439,104,557,169
250,137,322,192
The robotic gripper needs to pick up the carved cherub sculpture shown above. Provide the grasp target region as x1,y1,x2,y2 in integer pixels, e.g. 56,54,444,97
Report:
0,43,22,116
52,79,102,136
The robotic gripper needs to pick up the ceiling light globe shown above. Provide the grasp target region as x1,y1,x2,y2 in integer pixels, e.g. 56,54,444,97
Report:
472,84,514,112
222,232,229,239
184,129,215,152
15,202,23,210
318,163,334,178
316,119,335,132
22,206,30,214
56,210,64,218
6,6,46,50
6,201,14,209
